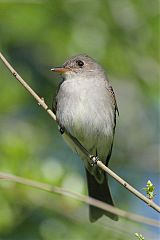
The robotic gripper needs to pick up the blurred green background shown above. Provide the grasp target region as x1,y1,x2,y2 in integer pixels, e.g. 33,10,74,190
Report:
0,0,159,239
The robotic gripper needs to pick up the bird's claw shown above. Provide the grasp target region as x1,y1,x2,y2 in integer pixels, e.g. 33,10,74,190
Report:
89,155,99,166
58,126,65,134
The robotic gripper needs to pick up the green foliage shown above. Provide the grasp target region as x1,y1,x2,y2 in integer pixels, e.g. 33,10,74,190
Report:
143,180,156,200
135,232,145,240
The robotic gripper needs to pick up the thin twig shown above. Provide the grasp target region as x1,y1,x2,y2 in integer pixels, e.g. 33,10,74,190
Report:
0,51,160,214
0,172,159,228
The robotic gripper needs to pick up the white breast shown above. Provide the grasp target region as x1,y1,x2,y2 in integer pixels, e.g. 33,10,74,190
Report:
56,77,115,161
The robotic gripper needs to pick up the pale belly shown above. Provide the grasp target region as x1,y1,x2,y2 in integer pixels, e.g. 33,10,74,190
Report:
56,79,115,182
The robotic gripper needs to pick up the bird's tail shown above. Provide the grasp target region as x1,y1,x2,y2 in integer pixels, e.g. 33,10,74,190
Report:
85,169,118,222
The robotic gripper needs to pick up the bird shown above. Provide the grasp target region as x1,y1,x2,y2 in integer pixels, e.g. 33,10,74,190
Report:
51,54,119,222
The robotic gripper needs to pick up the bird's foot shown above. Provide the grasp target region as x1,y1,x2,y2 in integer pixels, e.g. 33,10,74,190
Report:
89,155,99,166
58,125,65,135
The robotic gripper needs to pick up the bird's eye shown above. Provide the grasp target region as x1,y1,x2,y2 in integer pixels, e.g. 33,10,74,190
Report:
76,60,84,67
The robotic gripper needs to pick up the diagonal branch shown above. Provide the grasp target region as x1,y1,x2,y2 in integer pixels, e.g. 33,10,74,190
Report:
0,172,159,228
0,51,160,214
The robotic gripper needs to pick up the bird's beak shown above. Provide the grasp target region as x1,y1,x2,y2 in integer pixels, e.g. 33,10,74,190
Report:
51,67,70,73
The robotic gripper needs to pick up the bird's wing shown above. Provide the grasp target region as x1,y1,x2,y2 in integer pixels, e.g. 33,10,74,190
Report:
107,85,119,116
52,78,65,115
52,99,57,115
105,85,119,165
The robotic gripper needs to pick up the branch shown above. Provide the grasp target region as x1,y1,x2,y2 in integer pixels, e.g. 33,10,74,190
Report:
0,52,160,214
0,172,159,228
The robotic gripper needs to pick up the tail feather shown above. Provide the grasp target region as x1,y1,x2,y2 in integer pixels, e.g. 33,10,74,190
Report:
86,168,118,222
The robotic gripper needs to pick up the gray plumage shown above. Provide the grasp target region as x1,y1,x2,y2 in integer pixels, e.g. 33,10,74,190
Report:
52,54,119,222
